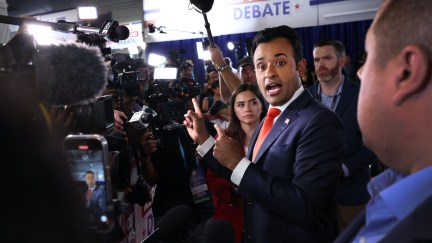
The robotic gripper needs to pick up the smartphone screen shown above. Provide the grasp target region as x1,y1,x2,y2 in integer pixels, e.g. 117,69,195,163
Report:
64,134,112,231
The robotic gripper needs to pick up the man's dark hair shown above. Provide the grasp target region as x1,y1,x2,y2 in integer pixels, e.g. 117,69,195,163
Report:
313,39,346,58
179,62,193,71
251,25,303,63
85,170,95,176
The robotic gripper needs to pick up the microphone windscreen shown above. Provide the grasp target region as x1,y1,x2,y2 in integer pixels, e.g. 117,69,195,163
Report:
34,42,108,106
203,219,235,243
190,0,214,13
157,205,192,236
115,26,130,41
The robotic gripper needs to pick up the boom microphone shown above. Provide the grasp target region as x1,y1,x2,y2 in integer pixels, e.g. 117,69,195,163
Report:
203,219,235,243
0,15,129,42
141,205,192,243
66,20,130,42
34,42,108,106
189,0,215,45
190,0,214,13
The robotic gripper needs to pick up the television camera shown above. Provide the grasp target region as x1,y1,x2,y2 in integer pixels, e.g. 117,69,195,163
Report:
124,66,200,148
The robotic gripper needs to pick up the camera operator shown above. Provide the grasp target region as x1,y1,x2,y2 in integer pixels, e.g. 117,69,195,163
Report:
108,58,154,200
122,78,214,242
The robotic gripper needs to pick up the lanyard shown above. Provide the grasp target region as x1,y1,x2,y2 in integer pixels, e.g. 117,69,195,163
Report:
318,89,339,110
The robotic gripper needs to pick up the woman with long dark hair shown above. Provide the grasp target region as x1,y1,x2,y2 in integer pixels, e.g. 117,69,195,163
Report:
206,83,267,243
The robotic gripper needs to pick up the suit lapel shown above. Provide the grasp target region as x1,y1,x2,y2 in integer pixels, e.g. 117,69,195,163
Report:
309,77,358,117
251,91,311,163
333,209,365,243
308,82,319,98
334,78,355,116
247,120,262,159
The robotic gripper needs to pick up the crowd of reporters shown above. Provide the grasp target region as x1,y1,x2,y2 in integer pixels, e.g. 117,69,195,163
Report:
3,1,432,241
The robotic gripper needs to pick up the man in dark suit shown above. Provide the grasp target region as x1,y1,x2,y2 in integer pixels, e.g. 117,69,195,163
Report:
184,25,345,243
334,0,432,242
84,170,107,218
308,39,377,231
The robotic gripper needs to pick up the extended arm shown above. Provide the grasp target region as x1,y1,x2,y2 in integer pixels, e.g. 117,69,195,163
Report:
208,45,242,102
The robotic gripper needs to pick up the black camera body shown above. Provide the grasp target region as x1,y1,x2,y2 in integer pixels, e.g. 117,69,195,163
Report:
106,55,148,98
71,95,115,134
146,78,200,124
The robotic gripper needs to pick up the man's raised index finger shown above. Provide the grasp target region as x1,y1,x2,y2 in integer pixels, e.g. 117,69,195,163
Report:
192,98,202,115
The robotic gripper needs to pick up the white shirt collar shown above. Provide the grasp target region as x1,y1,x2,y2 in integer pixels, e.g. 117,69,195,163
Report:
269,85,304,115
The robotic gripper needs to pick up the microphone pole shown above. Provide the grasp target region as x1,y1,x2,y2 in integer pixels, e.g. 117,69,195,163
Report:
189,0,215,46
202,13,214,46
0,14,59,29
0,14,94,33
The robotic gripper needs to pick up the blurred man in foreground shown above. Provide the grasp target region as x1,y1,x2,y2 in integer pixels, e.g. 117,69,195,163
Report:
335,0,432,242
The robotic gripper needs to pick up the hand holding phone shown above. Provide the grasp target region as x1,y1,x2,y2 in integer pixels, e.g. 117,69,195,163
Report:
64,134,112,231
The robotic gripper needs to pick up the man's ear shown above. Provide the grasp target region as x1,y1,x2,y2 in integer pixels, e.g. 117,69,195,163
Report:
393,45,431,106
297,58,307,77
339,55,346,68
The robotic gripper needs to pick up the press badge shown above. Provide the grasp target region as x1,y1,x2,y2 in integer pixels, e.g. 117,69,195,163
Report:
189,166,210,204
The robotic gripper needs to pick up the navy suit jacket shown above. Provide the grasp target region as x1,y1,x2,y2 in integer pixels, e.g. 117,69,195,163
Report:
202,91,345,243
308,79,377,205
88,185,107,216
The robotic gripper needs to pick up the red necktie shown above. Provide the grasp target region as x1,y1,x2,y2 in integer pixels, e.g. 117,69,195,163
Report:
252,108,281,162
87,189,92,201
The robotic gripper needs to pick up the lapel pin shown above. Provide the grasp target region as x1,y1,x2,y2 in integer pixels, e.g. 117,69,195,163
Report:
284,118,290,125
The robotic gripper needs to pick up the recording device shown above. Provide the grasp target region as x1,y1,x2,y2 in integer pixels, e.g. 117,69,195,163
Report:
0,34,108,108
129,105,158,130
203,219,235,243
190,0,214,14
63,134,113,232
144,78,199,131
125,69,201,138
70,95,115,134
189,0,215,45
34,42,108,106
0,15,129,43
141,205,192,243
107,57,146,98
78,20,129,43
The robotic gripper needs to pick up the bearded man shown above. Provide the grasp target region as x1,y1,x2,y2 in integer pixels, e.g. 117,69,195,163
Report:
308,39,378,231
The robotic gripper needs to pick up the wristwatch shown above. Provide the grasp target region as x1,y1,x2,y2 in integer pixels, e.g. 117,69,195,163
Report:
216,63,231,72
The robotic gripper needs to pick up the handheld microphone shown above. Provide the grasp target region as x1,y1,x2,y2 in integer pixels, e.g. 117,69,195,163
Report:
34,42,108,106
129,105,158,130
141,205,192,243
203,219,235,243
65,20,130,42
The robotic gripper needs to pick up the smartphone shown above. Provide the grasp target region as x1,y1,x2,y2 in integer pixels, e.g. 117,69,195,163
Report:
63,134,112,231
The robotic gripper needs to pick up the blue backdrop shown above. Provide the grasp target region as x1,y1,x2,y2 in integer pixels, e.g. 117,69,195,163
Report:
145,19,372,85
